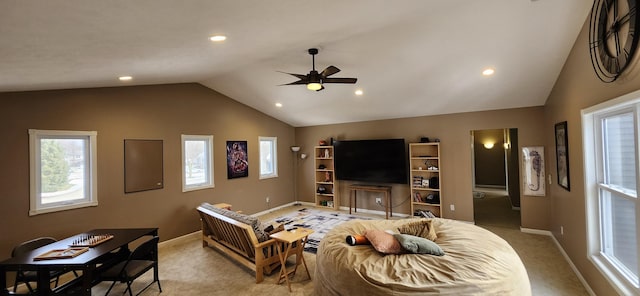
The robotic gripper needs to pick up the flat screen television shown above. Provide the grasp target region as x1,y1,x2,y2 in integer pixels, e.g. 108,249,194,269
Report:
333,139,408,184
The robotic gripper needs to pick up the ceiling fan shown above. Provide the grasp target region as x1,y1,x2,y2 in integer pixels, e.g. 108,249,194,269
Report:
280,48,357,91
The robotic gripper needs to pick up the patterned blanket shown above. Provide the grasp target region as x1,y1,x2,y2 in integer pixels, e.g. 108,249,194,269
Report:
267,208,372,253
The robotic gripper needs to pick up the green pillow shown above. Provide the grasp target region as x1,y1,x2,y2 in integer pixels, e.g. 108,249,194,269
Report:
393,234,444,256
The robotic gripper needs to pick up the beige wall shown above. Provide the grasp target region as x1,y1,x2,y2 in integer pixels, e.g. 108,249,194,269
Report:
295,107,548,228
543,17,640,295
0,83,296,257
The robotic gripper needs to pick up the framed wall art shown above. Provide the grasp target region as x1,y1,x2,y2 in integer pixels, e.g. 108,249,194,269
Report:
521,146,545,196
555,121,570,191
226,141,248,179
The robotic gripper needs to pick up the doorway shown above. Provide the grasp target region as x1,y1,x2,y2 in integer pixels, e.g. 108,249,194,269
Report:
471,128,521,229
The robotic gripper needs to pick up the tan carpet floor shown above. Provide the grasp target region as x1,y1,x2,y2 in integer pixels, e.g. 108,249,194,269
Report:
84,203,589,295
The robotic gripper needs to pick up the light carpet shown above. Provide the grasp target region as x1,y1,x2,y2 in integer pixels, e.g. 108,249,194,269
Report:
80,205,588,295
267,207,371,253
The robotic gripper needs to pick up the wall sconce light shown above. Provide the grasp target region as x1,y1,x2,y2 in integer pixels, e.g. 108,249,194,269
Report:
483,142,494,149
291,146,301,152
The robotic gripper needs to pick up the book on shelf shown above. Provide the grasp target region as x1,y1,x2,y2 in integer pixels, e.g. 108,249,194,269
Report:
413,192,423,202
413,210,436,218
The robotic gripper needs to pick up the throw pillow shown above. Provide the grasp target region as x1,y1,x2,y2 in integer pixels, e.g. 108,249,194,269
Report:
363,229,403,254
397,219,437,241
265,223,285,235
393,233,445,256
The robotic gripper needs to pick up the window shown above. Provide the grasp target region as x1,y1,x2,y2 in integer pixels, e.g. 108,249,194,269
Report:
29,129,97,215
583,91,640,295
181,135,214,192
259,136,278,179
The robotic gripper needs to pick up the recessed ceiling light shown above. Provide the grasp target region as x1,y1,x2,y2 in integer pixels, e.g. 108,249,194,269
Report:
275,103,283,108
482,68,495,76
355,89,364,96
209,35,227,42
119,76,132,81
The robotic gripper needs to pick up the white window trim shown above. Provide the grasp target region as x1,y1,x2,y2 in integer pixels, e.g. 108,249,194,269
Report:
181,135,214,192
29,129,98,216
259,136,278,180
582,89,640,296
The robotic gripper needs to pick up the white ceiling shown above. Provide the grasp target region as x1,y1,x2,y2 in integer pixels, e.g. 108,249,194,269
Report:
0,1,591,127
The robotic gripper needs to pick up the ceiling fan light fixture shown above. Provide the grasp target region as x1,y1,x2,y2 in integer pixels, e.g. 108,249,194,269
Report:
209,35,227,42
280,48,357,91
482,68,495,76
307,82,322,91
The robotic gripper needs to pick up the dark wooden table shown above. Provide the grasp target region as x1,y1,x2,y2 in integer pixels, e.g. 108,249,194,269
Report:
0,228,158,296
349,184,393,219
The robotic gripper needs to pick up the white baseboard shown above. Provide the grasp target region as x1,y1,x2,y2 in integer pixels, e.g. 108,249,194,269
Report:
159,231,200,249
520,227,552,236
252,201,314,217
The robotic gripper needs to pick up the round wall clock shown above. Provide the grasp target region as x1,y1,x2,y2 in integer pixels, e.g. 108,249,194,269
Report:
589,0,640,83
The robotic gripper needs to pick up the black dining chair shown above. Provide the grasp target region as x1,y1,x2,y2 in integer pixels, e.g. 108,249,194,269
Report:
11,237,74,294
99,236,161,296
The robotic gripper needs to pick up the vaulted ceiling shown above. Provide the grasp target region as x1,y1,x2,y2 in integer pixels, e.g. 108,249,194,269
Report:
1,1,591,127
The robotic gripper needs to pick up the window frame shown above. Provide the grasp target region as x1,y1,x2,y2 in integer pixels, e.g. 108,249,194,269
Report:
181,134,214,192
29,129,98,216
582,90,640,295
259,136,278,180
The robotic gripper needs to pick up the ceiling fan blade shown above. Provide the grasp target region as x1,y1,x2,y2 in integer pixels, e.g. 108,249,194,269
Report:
320,66,340,77
322,77,357,84
281,80,308,86
277,71,307,80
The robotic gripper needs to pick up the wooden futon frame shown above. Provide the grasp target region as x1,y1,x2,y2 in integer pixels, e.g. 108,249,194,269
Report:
197,205,299,283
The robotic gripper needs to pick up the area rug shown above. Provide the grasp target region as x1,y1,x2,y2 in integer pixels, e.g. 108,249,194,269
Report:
267,208,372,254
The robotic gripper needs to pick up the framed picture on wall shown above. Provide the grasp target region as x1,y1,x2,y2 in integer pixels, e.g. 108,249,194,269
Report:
521,146,545,196
226,141,248,179
555,121,570,191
